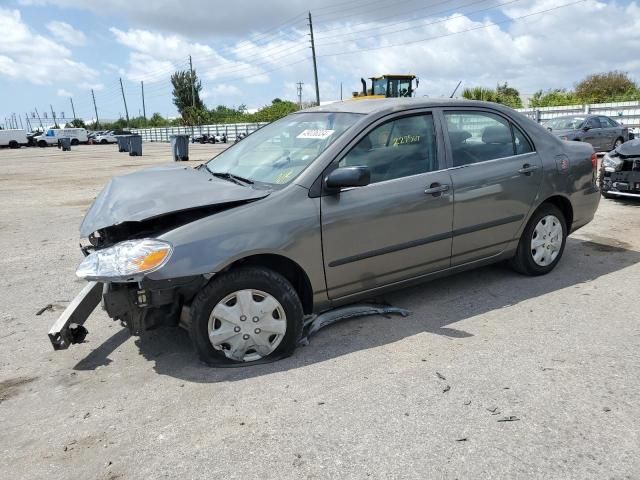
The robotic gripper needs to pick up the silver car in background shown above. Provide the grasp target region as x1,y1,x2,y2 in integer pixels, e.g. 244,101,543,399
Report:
49,98,601,366
544,114,629,151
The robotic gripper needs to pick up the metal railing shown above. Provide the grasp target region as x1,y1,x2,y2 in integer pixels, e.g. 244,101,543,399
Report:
131,122,269,143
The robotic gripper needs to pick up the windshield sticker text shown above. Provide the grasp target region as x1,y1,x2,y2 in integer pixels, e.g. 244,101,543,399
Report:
392,134,421,146
275,170,294,184
297,129,335,140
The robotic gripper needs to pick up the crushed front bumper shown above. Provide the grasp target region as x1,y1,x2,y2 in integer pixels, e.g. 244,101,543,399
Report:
48,276,206,351
48,281,103,350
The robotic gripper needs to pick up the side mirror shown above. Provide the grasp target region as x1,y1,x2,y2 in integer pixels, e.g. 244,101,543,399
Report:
582,125,591,131
325,166,371,190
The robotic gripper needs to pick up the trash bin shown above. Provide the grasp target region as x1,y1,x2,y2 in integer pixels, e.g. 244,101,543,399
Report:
170,134,190,161
58,137,71,151
116,135,130,153
128,135,142,156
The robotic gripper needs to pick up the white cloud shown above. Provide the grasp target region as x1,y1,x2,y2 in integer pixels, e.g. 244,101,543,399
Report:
0,8,97,85
57,88,72,97
46,20,86,46
78,82,104,91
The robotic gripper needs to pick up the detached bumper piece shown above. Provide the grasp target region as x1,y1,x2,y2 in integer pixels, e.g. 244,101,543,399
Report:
48,281,103,350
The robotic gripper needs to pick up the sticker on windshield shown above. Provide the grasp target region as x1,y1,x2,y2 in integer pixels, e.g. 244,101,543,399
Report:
297,129,335,139
275,169,294,184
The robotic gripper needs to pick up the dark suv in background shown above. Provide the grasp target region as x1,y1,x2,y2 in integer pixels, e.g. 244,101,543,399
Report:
544,114,629,152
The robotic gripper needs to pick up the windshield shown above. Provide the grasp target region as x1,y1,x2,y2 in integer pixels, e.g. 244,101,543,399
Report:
544,117,585,130
206,112,363,185
372,79,387,96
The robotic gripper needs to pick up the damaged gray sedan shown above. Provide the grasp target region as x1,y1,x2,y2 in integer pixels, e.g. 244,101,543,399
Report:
49,98,600,366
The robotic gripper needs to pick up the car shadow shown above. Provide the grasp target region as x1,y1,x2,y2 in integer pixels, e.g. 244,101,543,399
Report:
75,236,640,382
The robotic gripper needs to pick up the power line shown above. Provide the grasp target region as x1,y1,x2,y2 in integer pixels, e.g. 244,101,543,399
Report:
317,0,523,47
318,0,587,57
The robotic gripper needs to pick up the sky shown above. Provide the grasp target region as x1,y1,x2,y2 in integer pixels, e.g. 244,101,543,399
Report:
1,0,640,127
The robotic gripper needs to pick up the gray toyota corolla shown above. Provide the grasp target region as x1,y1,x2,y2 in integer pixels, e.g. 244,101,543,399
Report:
49,98,600,366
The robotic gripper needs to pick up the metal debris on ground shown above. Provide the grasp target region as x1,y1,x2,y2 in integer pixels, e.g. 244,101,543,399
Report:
497,416,520,422
298,304,410,345
443,385,451,393
436,372,446,380
36,304,53,316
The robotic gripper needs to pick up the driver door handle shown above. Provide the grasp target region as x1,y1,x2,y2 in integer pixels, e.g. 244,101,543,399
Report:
424,183,450,196
518,164,539,175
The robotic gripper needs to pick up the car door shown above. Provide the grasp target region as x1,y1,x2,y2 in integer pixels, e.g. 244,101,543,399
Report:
599,116,619,150
320,111,453,299
442,109,544,266
582,117,603,150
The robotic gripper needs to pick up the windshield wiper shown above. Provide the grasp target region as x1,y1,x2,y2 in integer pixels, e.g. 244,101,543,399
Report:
209,171,254,186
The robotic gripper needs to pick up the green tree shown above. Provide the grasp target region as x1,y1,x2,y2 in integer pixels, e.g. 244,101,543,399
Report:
529,89,579,108
495,82,523,108
171,69,204,119
462,86,497,102
67,118,86,128
574,71,639,103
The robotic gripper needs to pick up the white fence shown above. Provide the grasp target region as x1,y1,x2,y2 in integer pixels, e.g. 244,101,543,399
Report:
131,122,269,143
517,100,640,130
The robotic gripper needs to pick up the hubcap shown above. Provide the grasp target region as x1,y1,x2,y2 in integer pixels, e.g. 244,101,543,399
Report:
531,215,563,267
208,289,286,362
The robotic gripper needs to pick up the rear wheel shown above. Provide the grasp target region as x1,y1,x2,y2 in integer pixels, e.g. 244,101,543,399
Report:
71,139,79,146
189,267,303,366
8,140,18,149
510,203,567,276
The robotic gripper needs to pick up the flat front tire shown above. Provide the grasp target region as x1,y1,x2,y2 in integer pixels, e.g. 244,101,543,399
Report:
510,203,567,276
189,267,303,366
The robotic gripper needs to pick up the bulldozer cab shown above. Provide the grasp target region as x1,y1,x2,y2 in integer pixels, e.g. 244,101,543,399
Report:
354,75,418,99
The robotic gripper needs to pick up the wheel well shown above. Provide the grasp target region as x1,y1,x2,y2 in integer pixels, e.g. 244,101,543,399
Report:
541,195,573,231
225,254,314,315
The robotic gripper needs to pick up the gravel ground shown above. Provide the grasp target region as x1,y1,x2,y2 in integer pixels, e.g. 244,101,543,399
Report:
0,144,639,480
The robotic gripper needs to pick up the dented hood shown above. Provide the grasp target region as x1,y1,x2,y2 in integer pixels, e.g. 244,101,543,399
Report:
80,164,270,237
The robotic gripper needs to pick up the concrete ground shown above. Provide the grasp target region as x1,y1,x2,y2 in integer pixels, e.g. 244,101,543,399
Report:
0,144,638,480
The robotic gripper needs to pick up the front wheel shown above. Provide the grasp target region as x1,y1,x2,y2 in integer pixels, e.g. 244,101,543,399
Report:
38,140,47,148
71,139,79,146
510,203,567,276
189,267,303,366
613,137,623,150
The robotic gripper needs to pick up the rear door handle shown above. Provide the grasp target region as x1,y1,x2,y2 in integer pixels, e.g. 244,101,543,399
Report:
518,164,539,175
424,183,450,196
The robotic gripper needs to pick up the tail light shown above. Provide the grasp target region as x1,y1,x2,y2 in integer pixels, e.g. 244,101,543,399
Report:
591,153,598,170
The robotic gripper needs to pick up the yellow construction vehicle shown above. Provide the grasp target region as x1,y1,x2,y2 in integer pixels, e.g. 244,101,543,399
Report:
352,74,418,99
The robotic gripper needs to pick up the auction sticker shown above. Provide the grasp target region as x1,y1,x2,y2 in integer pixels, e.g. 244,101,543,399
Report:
297,129,335,139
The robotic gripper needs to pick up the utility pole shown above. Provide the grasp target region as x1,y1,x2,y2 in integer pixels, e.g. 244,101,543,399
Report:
119,77,130,126
340,82,343,101
50,104,59,128
307,12,320,106
141,80,147,121
34,107,43,130
91,89,100,128
189,55,196,108
296,81,304,109
70,97,76,119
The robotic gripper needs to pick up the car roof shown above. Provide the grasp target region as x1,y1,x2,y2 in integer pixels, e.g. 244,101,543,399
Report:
298,97,512,115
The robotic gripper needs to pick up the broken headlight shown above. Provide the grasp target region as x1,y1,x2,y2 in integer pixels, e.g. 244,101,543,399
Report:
602,153,624,173
76,239,172,282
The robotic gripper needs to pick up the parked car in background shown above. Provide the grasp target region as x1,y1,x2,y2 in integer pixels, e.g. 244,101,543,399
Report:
36,128,89,147
543,114,629,152
600,138,640,199
0,129,28,148
193,133,228,144
93,131,118,144
49,98,600,366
